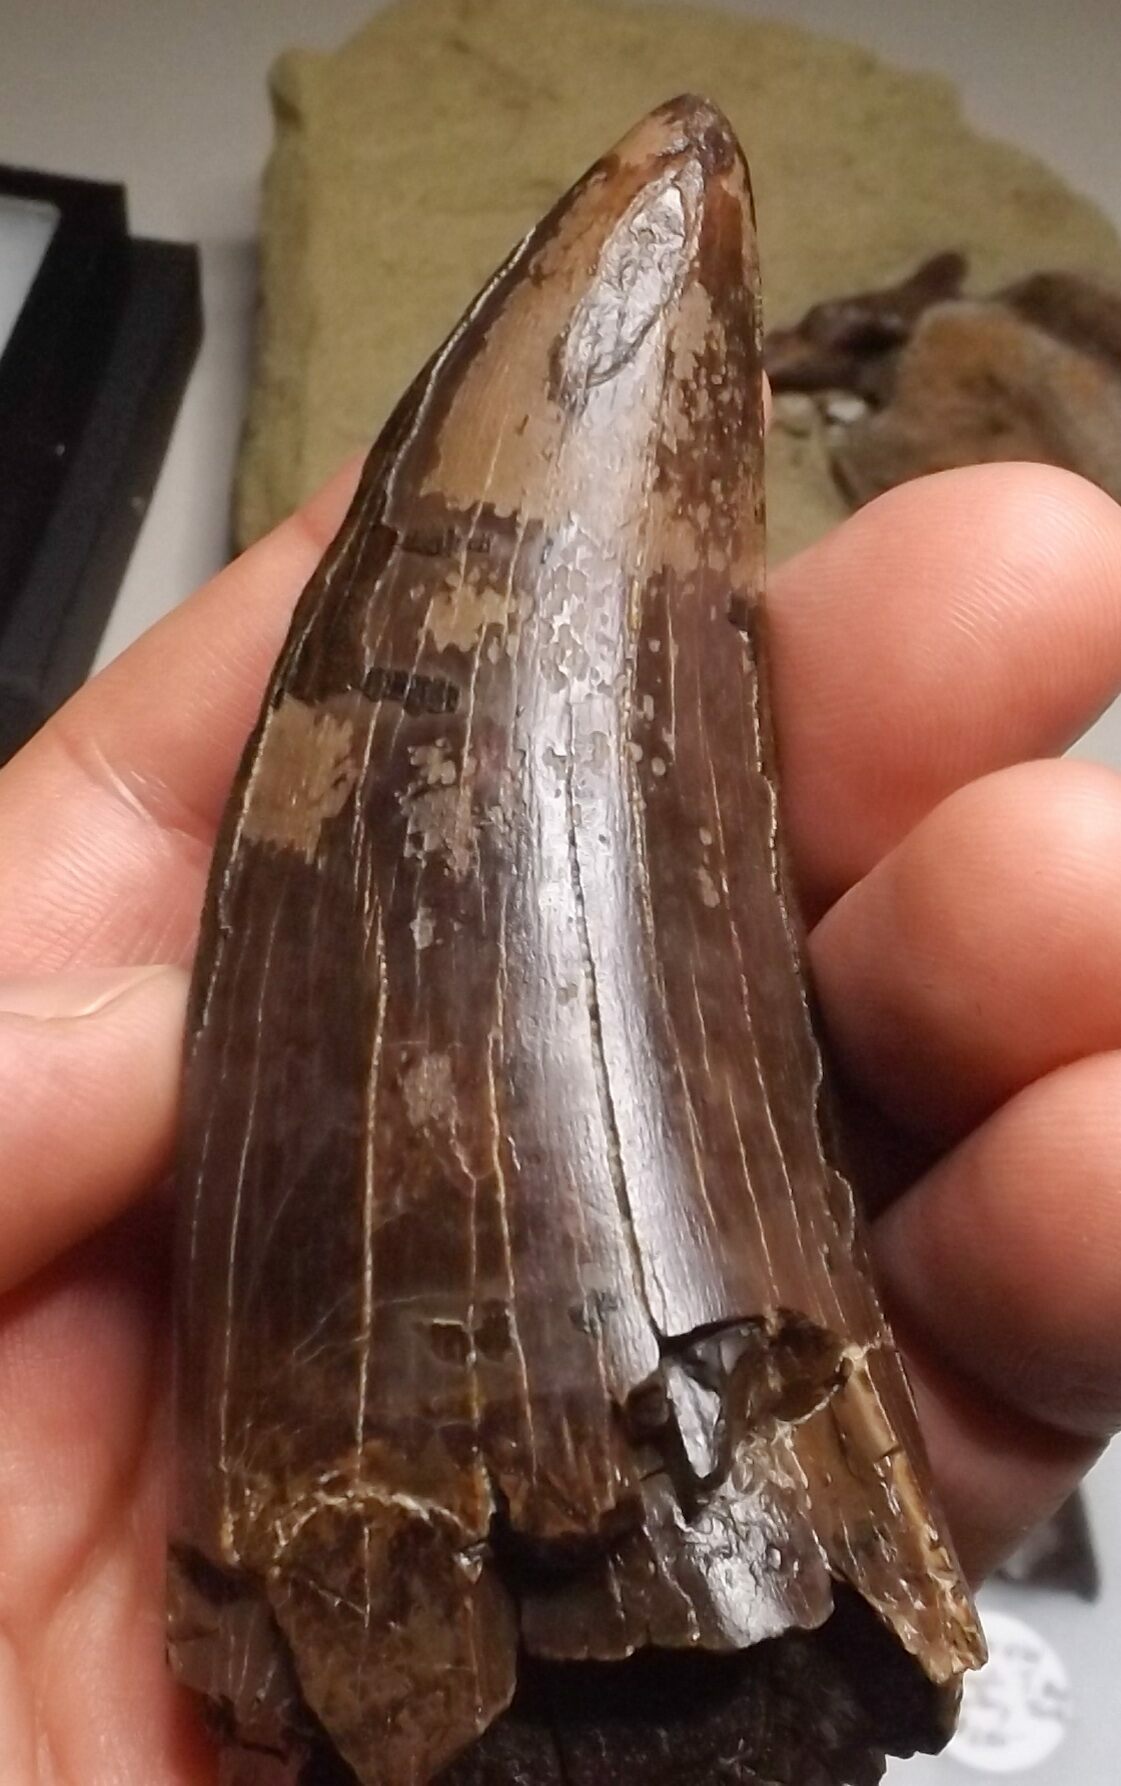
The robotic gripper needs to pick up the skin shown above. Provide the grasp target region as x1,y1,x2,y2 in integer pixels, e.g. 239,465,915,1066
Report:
0,456,1118,1781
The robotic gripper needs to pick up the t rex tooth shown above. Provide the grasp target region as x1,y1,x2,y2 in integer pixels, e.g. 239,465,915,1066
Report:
168,93,984,1786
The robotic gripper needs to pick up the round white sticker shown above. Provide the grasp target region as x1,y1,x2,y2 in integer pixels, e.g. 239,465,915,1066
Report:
947,1610,1072,1775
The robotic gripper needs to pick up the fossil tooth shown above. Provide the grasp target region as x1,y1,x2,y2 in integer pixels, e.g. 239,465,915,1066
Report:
169,95,984,1786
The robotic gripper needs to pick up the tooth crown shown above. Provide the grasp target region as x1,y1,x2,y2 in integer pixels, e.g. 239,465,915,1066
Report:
169,97,982,1786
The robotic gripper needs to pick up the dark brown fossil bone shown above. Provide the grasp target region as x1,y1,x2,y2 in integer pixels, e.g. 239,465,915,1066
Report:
767,254,1121,510
764,251,967,404
169,97,984,1786
828,268,1121,509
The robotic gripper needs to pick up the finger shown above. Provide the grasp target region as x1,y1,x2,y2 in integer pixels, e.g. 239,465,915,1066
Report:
812,757,1121,1140
769,463,1121,916
0,966,187,1290
0,457,362,975
898,1342,1098,1585
876,1049,1121,1444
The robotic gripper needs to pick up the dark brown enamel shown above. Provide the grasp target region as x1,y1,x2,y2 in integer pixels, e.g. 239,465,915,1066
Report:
170,96,983,1786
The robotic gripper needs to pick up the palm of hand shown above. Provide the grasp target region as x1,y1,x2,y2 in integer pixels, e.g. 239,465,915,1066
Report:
0,461,1119,1783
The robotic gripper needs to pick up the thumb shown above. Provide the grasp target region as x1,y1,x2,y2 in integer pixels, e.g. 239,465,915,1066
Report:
0,964,187,1294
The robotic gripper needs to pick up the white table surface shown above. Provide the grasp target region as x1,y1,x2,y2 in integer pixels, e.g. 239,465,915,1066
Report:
2,3,1119,1780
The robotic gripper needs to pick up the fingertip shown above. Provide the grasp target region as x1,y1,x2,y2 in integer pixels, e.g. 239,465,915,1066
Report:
281,451,366,559
767,462,1121,912
897,1344,1097,1584
876,1050,1121,1442
811,756,1121,1137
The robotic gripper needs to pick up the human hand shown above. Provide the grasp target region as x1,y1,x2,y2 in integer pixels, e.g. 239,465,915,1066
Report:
0,458,1117,1780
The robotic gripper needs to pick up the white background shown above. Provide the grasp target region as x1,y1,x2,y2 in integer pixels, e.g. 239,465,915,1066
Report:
1,4,1119,1780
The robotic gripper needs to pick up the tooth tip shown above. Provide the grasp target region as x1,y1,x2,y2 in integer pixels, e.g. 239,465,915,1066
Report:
656,92,737,135
603,94,748,204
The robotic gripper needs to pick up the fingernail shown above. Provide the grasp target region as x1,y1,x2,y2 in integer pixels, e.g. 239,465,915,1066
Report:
0,964,175,1021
